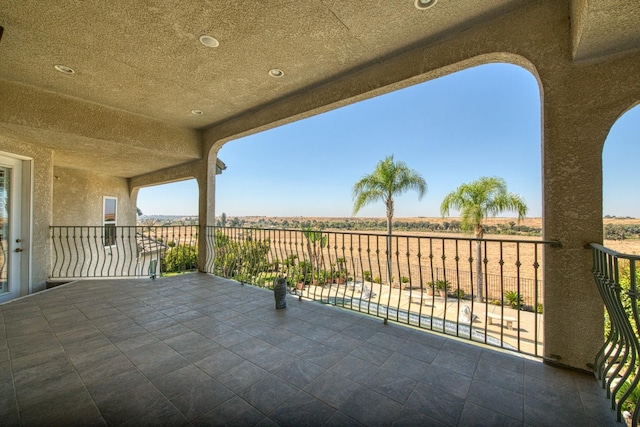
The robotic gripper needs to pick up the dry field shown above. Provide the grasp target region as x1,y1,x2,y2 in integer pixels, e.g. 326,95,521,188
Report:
602,239,640,255
139,219,640,302
224,227,545,305
219,216,640,305
235,215,640,254
139,217,640,259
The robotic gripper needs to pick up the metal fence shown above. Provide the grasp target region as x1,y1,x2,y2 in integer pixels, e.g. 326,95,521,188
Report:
207,226,558,357
427,267,540,305
50,226,198,279
591,243,640,426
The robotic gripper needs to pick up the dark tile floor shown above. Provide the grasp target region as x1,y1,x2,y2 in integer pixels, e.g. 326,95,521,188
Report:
0,273,620,426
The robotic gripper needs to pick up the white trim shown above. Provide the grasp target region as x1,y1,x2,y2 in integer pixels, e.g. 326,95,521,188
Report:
103,196,117,248
0,153,33,298
0,150,31,161
0,156,23,302
103,196,117,224
22,158,33,295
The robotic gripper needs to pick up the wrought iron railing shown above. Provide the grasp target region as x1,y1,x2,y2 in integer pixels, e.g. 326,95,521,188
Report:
591,243,640,426
50,226,198,279
207,226,558,357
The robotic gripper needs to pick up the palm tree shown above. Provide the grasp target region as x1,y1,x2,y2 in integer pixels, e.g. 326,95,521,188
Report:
353,155,427,284
302,227,328,283
440,176,527,302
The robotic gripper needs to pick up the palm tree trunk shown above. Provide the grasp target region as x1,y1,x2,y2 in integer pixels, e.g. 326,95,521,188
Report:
386,215,393,286
306,240,315,283
475,227,484,302
475,240,483,302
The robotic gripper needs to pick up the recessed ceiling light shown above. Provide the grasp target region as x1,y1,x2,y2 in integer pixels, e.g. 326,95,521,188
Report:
268,68,284,78
415,0,437,10
199,35,219,48
54,64,75,75
191,110,203,115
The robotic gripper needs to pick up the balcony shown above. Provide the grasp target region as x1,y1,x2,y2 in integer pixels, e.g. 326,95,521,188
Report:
40,225,634,424
0,273,617,426
50,225,551,357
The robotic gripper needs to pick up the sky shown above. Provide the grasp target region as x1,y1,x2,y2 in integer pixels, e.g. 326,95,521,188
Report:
137,63,640,219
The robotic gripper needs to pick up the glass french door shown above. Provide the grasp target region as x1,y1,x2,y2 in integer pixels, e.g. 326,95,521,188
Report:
0,156,22,302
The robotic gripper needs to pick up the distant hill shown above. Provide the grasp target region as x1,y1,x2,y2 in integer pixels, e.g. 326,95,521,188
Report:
215,216,544,237
138,215,198,225
136,214,640,240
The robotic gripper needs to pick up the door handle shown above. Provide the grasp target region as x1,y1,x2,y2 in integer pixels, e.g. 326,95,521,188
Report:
14,248,22,252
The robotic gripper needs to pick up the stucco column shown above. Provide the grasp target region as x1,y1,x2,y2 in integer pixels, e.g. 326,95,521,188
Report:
541,63,632,370
198,152,218,273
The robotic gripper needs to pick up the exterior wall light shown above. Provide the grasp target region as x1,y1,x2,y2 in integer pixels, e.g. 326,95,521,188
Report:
415,0,437,10
199,35,219,48
54,64,75,75
269,68,284,78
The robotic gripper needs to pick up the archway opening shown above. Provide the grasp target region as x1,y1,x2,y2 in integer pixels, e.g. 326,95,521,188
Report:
216,63,541,222
602,104,640,253
212,62,545,356
135,179,200,276
136,179,199,225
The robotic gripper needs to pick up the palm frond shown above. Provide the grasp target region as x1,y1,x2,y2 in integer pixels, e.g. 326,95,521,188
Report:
440,176,528,235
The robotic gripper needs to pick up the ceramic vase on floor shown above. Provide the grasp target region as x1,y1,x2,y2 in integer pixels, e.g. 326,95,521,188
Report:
274,277,287,309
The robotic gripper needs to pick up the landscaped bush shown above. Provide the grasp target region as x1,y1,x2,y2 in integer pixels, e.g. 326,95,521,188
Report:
164,244,197,273
504,291,523,310
363,270,372,282
256,272,279,286
453,289,465,299
434,280,450,293
213,231,270,279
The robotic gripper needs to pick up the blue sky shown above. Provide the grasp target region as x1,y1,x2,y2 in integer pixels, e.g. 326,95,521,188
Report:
137,63,639,218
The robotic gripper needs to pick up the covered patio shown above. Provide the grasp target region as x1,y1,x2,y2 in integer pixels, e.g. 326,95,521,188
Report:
1,273,616,426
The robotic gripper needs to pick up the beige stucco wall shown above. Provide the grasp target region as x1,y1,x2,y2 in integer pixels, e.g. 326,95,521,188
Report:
540,51,640,369
53,167,136,227
0,135,52,294
0,141,138,294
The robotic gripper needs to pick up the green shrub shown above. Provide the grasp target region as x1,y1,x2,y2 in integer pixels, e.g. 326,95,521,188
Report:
373,276,382,284
401,276,410,284
504,291,523,310
603,260,639,341
434,280,450,291
283,254,297,266
164,244,197,273
256,273,279,286
453,289,465,299
617,377,640,416
315,270,329,284
212,231,270,280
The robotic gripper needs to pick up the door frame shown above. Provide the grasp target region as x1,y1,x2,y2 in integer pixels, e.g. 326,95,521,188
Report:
0,152,32,303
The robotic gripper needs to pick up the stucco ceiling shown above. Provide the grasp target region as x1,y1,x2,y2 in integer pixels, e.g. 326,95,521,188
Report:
0,0,638,178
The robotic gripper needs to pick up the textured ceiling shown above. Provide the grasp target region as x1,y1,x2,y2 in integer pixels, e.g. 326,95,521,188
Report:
571,0,640,61
0,0,638,177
